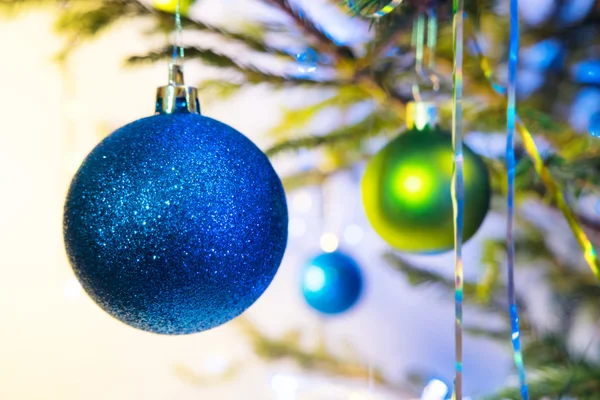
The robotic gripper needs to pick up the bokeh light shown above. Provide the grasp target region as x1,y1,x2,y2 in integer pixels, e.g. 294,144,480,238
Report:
421,379,449,400
320,232,339,253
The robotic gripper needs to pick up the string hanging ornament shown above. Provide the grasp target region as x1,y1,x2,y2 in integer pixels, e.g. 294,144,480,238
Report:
300,181,364,316
63,0,288,335
286,50,364,317
361,8,491,255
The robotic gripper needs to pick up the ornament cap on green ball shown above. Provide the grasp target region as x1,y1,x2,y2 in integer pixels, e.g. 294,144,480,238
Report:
406,101,438,131
362,101,491,254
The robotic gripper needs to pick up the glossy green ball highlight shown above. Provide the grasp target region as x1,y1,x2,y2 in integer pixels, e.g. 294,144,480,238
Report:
362,127,491,254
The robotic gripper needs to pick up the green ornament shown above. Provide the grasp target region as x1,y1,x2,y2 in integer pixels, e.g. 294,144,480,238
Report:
153,0,195,15
362,105,491,254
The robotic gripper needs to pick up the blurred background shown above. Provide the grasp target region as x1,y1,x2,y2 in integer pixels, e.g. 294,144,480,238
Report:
1,0,600,399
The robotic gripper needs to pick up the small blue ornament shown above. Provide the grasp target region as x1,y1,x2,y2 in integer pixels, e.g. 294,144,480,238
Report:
64,112,288,335
301,251,363,315
295,48,317,75
589,112,600,137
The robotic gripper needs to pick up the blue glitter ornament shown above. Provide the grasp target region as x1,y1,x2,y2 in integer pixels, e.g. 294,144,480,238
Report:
301,251,363,315
64,65,288,335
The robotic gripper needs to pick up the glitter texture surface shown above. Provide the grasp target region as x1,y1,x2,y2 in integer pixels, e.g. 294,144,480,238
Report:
301,252,363,315
64,113,288,335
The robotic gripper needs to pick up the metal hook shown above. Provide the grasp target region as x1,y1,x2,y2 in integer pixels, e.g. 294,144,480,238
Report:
155,1,199,115
411,13,426,102
412,10,441,102
426,8,441,93
172,0,184,66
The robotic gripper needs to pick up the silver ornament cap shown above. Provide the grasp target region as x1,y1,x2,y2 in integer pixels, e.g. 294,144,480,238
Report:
155,63,200,114
406,101,438,130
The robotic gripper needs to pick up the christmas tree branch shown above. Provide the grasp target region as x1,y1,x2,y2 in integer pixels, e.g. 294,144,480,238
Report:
269,86,375,138
3,0,303,62
195,80,244,102
281,169,330,191
382,251,510,313
384,234,542,334
486,364,600,400
260,0,353,60
150,9,295,59
126,45,338,88
53,0,144,38
521,334,571,368
235,317,395,387
266,110,397,157
172,362,240,387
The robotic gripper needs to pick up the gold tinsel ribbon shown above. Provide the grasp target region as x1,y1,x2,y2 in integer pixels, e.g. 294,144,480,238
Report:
517,123,600,279
469,28,600,281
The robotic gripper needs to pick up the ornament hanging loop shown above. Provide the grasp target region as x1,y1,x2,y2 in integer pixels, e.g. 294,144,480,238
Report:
411,9,440,102
155,0,199,114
